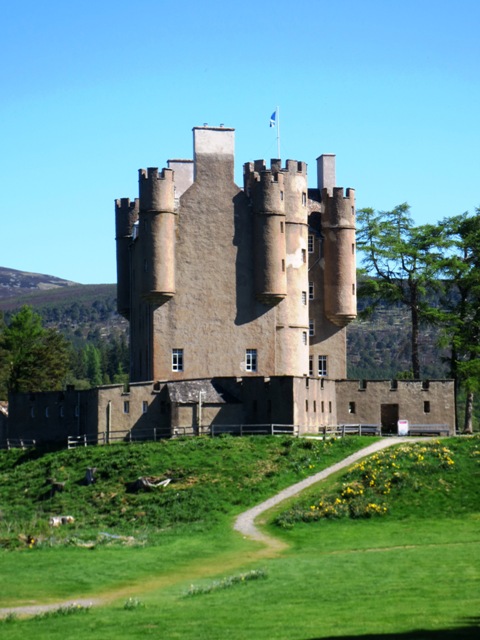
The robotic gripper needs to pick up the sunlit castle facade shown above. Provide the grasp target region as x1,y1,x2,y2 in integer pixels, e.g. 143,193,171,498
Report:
115,126,356,386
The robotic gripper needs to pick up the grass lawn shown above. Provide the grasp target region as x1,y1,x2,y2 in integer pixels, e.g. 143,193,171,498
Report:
1,436,479,639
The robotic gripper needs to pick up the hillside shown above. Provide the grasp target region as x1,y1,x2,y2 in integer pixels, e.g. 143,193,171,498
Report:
0,266,78,301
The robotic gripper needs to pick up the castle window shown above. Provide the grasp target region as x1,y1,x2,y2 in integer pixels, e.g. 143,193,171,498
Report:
302,249,307,263
352,283,356,295
318,355,327,377
280,221,284,233
424,401,431,413
313,400,317,413
309,355,313,377
142,401,148,414
309,321,315,337
123,401,130,414
321,401,325,413
302,192,307,206
309,281,314,300
305,377,309,388
302,291,307,305
172,349,184,372
280,191,284,201
349,402,356,414
329,401,332,413
302,331,307,345
308,235,314,253
45,407,49,418
282,259,285,272
245,349,257,372
305,399,309,412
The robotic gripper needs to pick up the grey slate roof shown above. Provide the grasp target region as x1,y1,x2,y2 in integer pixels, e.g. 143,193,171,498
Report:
166,379,241,405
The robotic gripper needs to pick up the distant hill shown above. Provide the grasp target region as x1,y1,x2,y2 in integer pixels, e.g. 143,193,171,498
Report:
0,267,126,345
0,266,78,301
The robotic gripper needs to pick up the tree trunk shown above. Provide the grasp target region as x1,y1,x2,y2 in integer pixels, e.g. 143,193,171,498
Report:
463,391,474,434
410,298,421,379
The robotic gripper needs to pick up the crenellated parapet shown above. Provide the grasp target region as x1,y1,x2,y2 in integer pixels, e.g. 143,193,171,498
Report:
137,167,176,304
115,197,139,320
115,197,139,238
321,187,357,327
139,167,175,212
321,187,356,229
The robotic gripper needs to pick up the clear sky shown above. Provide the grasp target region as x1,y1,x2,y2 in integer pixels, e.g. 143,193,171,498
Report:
1,0,479,284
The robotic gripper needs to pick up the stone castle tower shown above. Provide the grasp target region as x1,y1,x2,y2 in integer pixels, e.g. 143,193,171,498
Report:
115,126,356,383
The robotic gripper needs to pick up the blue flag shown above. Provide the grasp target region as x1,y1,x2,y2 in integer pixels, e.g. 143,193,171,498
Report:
270,111,276,127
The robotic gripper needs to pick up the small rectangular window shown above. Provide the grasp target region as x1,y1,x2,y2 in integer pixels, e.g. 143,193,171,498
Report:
309,320,315,337
309,355,313,377
282,259,285,272
424,401,431,413
302,192,307,206
172,348,184,372
302,291,307,305
246,349,257,372
318,355,327,377
309,281,314,300
142,401,148,414
124,401,130,414
305,399,309,412
302,331,307,345
349,402,356,414
302,249,307,263
329,401,332,414
280,221,284,232
308,235,314,253
313,400,317,413
321,401,325,413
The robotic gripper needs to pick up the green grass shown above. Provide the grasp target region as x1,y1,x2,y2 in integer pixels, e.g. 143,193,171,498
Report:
1,436,479,639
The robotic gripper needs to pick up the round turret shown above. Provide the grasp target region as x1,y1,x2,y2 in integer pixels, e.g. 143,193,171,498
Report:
138,168,177,304
321,187,357,326
115,197,139,319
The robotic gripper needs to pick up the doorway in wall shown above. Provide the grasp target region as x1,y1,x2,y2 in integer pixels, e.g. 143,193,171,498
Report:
381,403,399,434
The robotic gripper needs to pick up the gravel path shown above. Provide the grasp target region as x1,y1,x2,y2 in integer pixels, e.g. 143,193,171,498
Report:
234,437,414,544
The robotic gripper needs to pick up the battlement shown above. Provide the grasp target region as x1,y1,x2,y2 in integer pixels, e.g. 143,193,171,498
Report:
245,159,306,178
139,168,175,212
115,198,139,238
139,167,174,182
322,186,355,203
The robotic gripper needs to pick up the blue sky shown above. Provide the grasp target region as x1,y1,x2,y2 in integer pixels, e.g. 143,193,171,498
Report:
1,0,479,284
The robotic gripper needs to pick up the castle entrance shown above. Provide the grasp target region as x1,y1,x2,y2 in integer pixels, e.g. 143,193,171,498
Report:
381,403,399,434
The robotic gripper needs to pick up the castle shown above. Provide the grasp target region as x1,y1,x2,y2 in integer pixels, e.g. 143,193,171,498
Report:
115,126,356,383
3,126,455,445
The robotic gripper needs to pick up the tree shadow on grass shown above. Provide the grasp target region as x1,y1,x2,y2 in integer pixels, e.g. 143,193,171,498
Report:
306,617,480,640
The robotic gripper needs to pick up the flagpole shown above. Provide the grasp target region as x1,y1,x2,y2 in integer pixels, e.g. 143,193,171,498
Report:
276,106,280,159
